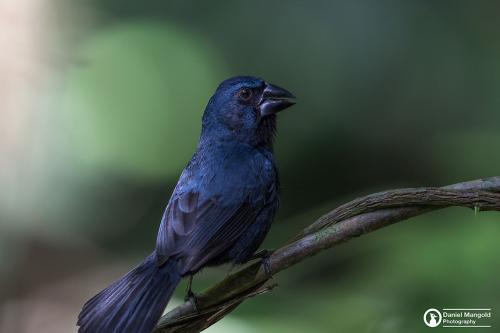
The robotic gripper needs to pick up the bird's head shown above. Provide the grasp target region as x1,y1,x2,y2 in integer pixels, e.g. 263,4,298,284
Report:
200,76,295,148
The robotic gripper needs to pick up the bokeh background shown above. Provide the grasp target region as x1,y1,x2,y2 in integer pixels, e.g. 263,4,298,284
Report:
1,1,499,332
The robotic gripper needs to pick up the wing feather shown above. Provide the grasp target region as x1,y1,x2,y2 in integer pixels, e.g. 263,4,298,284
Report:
156,191,259,273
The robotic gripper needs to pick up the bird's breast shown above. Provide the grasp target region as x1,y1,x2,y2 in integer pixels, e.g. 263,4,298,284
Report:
194,148,277,204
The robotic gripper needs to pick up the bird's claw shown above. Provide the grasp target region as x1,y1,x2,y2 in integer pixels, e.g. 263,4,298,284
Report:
250,249,274,278
249,248,274,261
184,275,200,312
261,257,273,278
184,290,200,313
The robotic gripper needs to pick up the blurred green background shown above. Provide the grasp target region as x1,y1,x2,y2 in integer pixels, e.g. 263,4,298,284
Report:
1,0,499,332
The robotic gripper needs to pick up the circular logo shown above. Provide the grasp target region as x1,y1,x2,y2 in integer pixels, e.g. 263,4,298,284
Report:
423,308,442,327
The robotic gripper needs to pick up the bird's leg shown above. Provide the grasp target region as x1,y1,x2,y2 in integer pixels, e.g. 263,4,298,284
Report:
249,249,274,278
184,275,199,312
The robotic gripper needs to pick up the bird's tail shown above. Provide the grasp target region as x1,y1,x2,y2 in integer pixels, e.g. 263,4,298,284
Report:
77,253,181,333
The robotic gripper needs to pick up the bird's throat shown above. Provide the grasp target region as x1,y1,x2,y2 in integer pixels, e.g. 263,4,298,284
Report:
255,115,277,150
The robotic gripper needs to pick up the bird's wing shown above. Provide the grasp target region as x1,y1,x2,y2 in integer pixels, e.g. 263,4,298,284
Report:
155,190,259,273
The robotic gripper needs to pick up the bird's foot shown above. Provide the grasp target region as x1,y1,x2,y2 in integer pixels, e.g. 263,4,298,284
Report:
184,275,200,312
249,248,274,261
184,290,200,313
261,257,273,278
250,249,274,278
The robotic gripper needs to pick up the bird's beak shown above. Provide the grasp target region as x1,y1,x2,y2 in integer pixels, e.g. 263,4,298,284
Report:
259,82,296,117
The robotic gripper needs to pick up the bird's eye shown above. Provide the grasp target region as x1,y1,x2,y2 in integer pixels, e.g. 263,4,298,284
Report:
238,88,252,101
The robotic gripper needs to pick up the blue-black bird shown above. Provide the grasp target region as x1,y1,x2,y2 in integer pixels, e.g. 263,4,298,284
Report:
77,76,295,333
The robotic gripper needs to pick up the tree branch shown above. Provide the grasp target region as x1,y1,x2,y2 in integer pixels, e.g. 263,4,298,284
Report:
153,177,500,333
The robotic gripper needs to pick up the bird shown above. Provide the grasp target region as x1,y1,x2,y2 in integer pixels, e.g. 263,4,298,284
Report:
77,76,295,333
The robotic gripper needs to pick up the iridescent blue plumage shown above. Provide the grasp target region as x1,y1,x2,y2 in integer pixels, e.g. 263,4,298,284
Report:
77,76,295,333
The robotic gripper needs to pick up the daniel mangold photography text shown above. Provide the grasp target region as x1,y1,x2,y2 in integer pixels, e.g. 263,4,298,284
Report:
423,308,493,328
